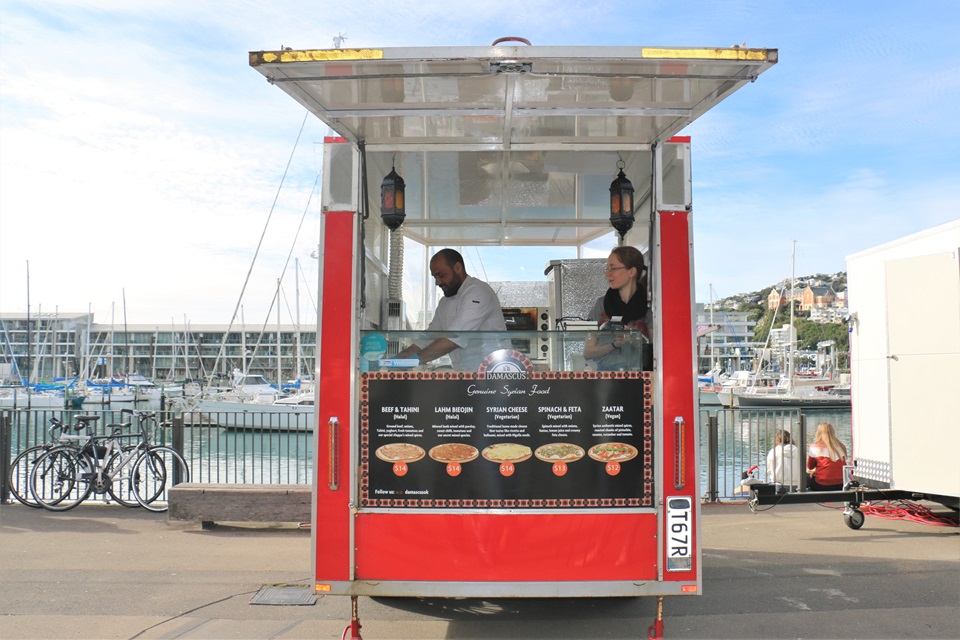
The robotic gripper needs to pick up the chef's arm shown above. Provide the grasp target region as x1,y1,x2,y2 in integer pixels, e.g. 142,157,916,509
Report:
395,338,460,364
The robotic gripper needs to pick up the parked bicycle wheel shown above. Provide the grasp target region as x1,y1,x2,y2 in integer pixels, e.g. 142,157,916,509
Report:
29,447,93,511
103,447,143,508
131,446,190,512
8,445,50,507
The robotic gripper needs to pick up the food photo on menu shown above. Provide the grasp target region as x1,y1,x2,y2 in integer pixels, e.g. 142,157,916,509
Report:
375,443,426,464
587,442,639,462
534,443,586,463
428,443,480,464
481,443,533,464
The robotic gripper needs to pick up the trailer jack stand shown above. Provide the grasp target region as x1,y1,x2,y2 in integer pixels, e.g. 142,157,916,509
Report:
341,595,363,640
647,596,665,639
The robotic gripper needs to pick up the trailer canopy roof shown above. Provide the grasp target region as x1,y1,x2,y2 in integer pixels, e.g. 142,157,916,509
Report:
250,43,777,246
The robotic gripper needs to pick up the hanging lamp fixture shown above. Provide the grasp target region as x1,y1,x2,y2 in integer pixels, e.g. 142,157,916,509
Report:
380,157,406,230
609,157,635,238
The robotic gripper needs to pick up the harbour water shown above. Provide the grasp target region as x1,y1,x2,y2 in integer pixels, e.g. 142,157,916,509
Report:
4,398,850,502
699,405,852,498
179,404,851,499
178,422,313,485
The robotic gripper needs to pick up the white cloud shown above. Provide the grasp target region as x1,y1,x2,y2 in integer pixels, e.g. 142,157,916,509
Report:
1,0,958,326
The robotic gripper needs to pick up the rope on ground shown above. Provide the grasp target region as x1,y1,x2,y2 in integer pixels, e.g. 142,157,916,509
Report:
860,500,959,527
129,577,313,639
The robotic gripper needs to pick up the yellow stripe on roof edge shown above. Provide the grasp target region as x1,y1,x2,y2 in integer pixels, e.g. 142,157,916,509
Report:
256,49,385,64
642,47,770,61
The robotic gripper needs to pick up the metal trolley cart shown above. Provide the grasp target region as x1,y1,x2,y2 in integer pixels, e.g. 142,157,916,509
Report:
248,39,777,638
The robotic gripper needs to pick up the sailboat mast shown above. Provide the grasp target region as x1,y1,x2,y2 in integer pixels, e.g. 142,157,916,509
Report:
241,306,247,373
33,304,42,384
123,288,131,376
295,258,302,380
183,315,190,381
150,328,158,380
170,317,177,379
53,306,60,380
25,260,31,388
84,304,92,379
276,278,282,389
109,302,115,378
788,241,796,392
709,284,716,373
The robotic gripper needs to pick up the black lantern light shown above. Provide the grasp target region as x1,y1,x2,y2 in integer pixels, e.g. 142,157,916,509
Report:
609,158,634,238
380,160,406,230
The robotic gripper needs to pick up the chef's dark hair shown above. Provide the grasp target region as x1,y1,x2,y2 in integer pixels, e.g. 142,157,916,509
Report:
432,248,465,270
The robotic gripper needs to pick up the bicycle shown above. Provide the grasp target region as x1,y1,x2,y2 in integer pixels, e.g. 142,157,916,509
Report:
7,414,101,507
29,408,189,512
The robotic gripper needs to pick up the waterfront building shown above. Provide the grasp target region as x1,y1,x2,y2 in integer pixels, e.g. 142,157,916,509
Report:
695,305,758,373
800,284,838,311
0,312,316,385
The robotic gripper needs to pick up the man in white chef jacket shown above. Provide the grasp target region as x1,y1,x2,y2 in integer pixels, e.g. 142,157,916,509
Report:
396,248,508,371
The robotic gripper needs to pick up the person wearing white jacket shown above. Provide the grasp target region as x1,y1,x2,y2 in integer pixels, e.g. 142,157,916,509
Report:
766,429,803,492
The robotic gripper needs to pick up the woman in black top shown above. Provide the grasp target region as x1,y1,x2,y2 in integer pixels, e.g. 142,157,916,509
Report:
583,246,651,371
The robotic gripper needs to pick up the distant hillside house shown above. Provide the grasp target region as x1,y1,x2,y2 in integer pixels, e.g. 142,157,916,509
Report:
766,288,799,310
767,289,782,310
801,285,837,311
810,306,849,324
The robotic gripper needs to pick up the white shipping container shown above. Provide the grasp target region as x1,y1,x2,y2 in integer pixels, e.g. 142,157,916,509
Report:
845,219,960,507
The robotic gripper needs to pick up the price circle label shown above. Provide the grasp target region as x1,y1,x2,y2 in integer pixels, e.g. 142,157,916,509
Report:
499,462,515,477
393,462,409,477
605,462,622,476
446,462,462,477
552,462,568,477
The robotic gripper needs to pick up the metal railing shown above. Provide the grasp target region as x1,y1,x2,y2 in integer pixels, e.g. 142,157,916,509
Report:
3,407,812,505
173,410,313,484
699,408,806,501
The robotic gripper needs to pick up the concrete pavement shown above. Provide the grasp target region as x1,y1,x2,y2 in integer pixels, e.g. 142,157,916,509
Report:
0,500,957,639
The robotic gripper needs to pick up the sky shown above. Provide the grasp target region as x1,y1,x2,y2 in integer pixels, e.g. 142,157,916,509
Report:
1,1,958,327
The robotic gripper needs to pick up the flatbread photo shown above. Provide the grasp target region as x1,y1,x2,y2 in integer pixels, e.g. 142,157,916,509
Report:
481,443,532,464
375,443,426,463
429,443,480,464
587,442,638,462
534,443,585,464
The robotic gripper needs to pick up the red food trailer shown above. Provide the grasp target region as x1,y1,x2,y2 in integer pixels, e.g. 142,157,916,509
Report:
249,39,777,638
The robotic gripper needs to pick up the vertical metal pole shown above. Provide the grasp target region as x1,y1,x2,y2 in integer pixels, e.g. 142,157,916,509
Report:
172,417,184,485
707,413,719,502
0,413,11,504
647,595,665,639
347,595,363,639
799,413,807,492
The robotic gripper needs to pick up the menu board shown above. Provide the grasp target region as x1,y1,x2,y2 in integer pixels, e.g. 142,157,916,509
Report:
360,371,653,509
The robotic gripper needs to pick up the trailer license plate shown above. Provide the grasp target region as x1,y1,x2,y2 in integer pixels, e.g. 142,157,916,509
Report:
666,496,693,572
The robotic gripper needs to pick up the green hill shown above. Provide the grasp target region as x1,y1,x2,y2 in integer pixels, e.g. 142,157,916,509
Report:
711,271,849,354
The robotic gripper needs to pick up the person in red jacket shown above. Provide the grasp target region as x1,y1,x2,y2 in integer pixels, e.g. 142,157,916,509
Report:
806,421,848,491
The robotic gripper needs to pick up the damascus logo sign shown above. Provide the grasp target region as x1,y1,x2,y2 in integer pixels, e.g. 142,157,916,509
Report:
478,349,535,379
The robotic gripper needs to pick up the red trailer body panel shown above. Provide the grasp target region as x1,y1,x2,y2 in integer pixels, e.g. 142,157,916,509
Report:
657,210,699,582
315,209,357,581
354,512,657,581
